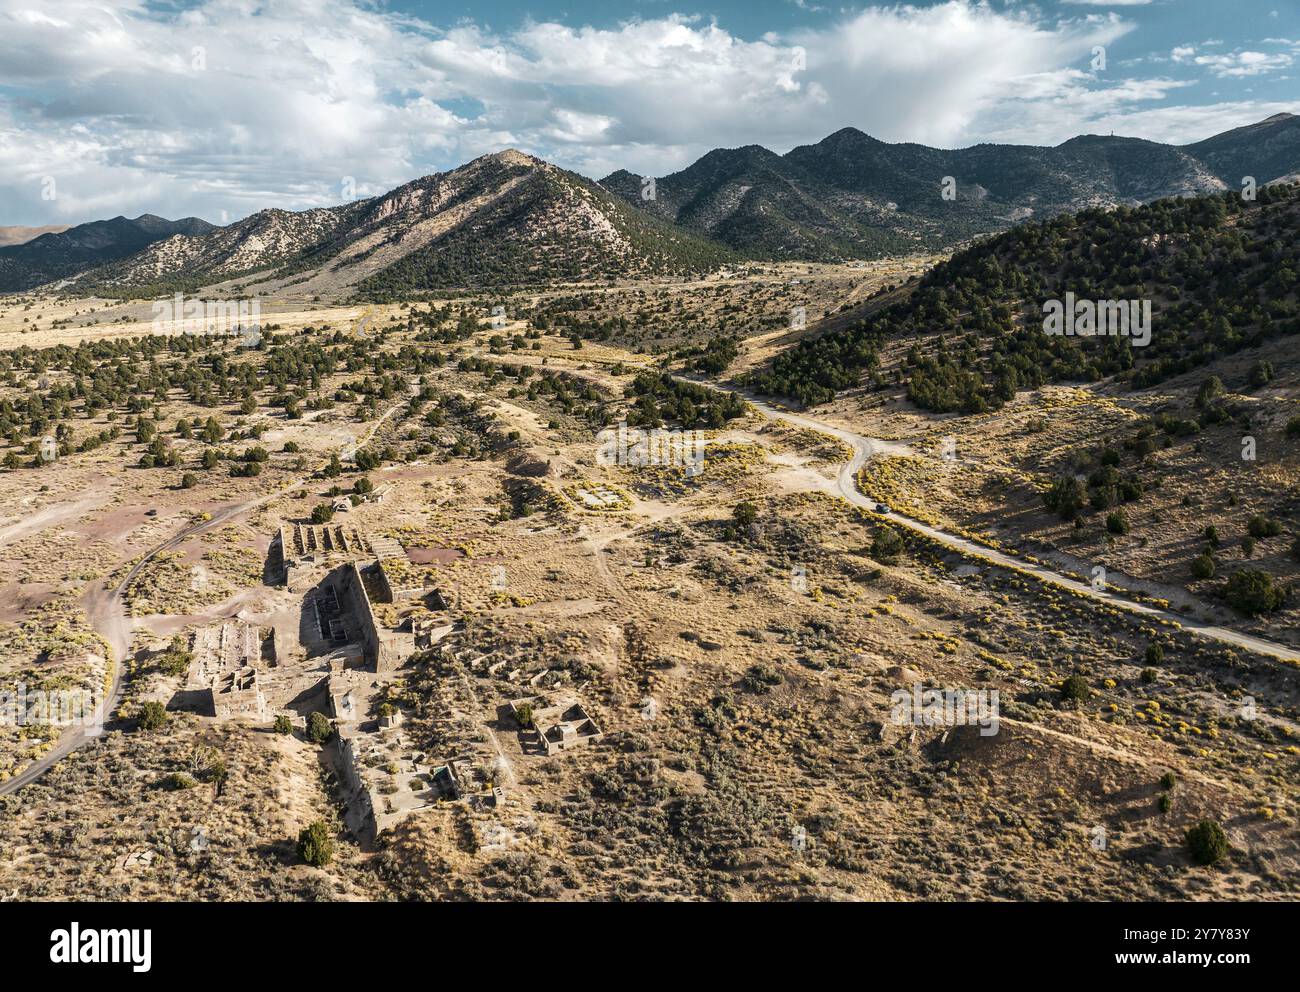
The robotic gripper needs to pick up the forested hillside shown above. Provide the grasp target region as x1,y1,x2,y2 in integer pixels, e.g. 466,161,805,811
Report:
746,184,1300,411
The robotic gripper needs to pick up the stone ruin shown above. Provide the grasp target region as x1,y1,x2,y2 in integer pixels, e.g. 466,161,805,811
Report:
336,724,464,841
182,621,269,720
277,522,373,591
510,695,603,756
207,666,267,720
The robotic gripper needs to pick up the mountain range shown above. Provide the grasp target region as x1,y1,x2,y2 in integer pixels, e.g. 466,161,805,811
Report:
601,113,1300,260
0,214,215,293
58,150,730,300
3,113,1298,297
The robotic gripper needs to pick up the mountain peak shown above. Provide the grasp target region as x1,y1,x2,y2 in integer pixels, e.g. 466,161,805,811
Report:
697,144,776,161
485,148,538,168
10,118,1300,296
821,126,877,143
785,127,886,164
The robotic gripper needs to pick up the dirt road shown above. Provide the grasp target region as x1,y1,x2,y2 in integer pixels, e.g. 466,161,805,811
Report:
727,383,1300,664
489,353,1300,665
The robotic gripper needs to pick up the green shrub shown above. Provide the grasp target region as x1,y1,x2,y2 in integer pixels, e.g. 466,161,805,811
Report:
1247,515,1282,539
208,760,228,795
741,663,783,694
1060,675,1089,703
1224,569,1285,616
157,771,195,791
871,526,905,563
1185,819,1228,866
310,503,334,525
1043,475,1086,519
297,820,335,867
1144,643,1165,665
1191,552,1215,580
137,700,168,731
1195,376,1223,409
157,635,193,676
732,501,758,528
273,714,293,735
1106,510,1130,535
1140,668,1158,684
1159,771,1177,790
306,711,334,744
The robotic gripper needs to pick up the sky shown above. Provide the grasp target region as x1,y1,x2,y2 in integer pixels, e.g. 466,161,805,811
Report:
0,0,1297,226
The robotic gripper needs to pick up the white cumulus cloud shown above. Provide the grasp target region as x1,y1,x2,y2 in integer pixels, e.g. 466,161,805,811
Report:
0,0,1292,226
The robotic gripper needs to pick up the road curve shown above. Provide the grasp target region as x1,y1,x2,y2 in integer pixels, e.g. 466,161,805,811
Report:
683,375,1300,665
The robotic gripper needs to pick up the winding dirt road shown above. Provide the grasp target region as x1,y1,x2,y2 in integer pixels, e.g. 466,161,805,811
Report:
727,383,1300,664
512,355,1299,665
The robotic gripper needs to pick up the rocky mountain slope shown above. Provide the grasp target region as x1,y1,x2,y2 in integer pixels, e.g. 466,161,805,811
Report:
73,151,733,299
1185,113,1300,188
76,205,364,295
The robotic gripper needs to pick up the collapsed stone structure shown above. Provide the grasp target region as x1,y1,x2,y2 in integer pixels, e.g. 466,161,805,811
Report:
189,621,263,688
377,555,441,603
166,518,472,840
277,522,455,839
510,695,603,756
209,666,267,720
185,621,269,720
277,522,373,592
277,520,422,673
328,670,365,724
337,560,416,673
336,724,463,840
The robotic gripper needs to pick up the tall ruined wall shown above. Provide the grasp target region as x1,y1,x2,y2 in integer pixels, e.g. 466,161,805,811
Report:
341,561,382,669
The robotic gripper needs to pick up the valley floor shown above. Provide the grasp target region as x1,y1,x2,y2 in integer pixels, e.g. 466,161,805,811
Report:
0,283,1295,902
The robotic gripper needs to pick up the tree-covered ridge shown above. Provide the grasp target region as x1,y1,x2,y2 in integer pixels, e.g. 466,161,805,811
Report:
0,215,217,294
745,184,1300,411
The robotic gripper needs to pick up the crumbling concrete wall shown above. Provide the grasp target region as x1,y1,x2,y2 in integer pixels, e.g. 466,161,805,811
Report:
339,561,413,673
